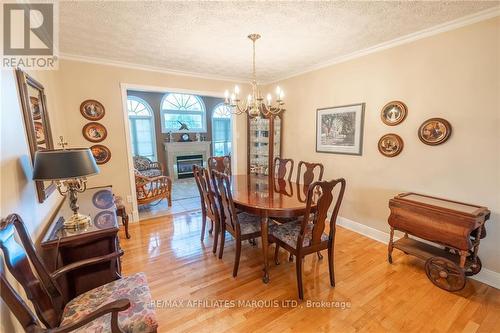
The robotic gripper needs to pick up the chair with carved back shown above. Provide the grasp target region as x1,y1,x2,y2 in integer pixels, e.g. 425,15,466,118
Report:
273,157,294,181
0,214,158,332
135,172,172,207
193,165,221,254
290,161,325,261
211,170,263,277
269,178,346,299
296,161,324,202
207,155,231,176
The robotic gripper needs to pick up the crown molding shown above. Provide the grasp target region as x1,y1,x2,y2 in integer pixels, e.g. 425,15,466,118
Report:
58,53,248,83
266,6,500,84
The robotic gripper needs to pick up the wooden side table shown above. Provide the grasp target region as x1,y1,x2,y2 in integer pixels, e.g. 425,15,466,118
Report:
41,186,122,300
114,195,130,239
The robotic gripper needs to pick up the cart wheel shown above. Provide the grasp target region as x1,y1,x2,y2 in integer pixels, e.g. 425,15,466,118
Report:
465,256,482,276
425,257,466,292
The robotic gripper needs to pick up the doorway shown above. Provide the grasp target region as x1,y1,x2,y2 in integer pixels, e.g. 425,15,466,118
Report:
120,84,236,221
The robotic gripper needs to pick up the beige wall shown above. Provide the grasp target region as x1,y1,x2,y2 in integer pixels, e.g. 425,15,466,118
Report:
1,69,65,333
54,60,248,217
272,17,500,273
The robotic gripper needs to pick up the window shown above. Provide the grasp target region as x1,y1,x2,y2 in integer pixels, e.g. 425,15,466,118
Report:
160,93,206,133
127,96,157,161
212,103,232,156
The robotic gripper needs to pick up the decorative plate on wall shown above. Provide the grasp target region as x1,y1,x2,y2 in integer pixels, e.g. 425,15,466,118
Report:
80,99,105,121
83,122,107,142
381,101,407,126
418,118,452,146
90,144,111,164
378,133,404,157
34,122,46,144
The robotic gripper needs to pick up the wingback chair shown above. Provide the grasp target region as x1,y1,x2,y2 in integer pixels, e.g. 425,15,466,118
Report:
0,214,158,332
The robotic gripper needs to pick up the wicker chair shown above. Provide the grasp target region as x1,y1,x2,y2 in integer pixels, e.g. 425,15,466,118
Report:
133,156,172,207
135,172,172,207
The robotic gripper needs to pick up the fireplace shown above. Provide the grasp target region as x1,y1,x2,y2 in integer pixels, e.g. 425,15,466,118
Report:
176,154,203,179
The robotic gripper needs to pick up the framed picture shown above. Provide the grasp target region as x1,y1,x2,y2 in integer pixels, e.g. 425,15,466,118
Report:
418,118,452,146
90,144,111,164
83,122,107,142
80,99,105,121
316,103,365,155
378,133,404,157
15,69,56,203
381,101,407,126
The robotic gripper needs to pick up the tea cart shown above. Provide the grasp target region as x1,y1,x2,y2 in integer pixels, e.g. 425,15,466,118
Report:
387,193,490,292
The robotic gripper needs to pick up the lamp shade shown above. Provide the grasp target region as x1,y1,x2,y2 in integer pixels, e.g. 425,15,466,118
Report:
32,149,100,181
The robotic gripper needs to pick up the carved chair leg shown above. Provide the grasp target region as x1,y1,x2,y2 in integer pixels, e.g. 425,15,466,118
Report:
233,238,242,277
218,228,226,259
212,219,220,255
296,254,304,300
274,244,280,265
388,227,395,264
328,245,335,287
200,213,207,242
317,251,323,260
209,220,214,234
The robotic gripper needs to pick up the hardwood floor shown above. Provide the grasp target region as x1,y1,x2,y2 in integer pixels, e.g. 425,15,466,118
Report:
119,211,499,333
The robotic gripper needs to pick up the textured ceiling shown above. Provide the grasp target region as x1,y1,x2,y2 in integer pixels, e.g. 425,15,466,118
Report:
59,1,498,82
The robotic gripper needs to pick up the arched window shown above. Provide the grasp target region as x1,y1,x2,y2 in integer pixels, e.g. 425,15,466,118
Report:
160,93,206,133
212,103,232,156
127,96,157,161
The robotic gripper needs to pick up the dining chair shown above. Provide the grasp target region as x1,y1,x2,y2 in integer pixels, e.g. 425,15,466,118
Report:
193,165,221,254
208,155,231,175
211,170,263,277
0,214,158,332
296,161,324,199
269,178,346,299
287,161,325,261
273,157,294,181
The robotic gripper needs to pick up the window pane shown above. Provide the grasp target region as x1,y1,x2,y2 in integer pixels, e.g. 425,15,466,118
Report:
164,113,203,131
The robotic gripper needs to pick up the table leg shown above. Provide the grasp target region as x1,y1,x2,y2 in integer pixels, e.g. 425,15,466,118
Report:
261,216,269,283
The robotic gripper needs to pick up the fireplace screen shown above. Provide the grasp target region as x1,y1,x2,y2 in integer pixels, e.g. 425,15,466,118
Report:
176,154,203,179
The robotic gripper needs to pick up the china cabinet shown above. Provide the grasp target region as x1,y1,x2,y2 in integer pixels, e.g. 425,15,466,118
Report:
247,114,282,176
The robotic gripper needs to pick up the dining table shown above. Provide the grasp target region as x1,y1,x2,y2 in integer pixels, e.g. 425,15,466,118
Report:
229,174,317,283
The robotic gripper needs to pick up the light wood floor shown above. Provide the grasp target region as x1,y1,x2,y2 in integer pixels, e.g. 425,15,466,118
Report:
119,210,499,333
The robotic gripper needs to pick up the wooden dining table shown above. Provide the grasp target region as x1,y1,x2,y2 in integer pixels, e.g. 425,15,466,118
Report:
230,174,316,283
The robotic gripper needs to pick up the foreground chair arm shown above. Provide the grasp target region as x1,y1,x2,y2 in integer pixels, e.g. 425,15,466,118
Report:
30,299,131,333
50,250,124,280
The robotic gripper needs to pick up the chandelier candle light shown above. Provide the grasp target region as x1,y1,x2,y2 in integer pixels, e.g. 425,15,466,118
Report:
224,34,285,118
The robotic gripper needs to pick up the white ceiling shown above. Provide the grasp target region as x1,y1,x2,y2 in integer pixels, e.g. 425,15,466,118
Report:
59,1,499,82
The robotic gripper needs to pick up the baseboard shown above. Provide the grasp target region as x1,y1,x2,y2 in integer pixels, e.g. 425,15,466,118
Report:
336,216,500,290
131,210,139,223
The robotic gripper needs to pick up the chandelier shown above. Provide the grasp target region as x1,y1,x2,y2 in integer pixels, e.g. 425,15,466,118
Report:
224,34,285,118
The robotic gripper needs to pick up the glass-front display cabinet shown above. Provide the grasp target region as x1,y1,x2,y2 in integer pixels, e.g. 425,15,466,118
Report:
247,114,282,176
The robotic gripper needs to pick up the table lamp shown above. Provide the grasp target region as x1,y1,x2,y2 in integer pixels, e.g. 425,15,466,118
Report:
33,148,100,229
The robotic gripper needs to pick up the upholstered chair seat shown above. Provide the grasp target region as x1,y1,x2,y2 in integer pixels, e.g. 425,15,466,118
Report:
269,220,328,249
238,212,263,235
61,272,157,333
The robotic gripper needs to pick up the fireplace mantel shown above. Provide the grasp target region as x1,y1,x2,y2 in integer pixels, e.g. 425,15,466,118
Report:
163,141,211,179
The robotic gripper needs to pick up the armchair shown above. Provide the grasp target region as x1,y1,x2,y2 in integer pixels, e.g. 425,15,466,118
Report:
135,172,172,207
0,214,158,332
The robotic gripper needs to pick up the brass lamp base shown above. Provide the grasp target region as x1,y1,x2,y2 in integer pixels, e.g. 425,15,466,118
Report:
64,213,91,229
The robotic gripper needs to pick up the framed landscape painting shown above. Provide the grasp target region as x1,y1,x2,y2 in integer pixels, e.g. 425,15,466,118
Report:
316,103,365,155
